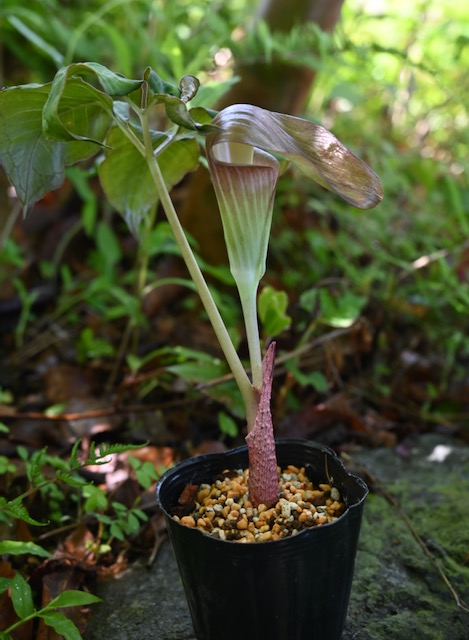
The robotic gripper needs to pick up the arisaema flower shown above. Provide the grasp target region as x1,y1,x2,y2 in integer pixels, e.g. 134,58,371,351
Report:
206,103,383,389
206,104,383,507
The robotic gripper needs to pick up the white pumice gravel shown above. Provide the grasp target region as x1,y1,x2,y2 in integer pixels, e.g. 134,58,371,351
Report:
172,465,346,543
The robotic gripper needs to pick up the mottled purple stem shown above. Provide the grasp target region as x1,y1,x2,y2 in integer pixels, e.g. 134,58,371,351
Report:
245,342,279,507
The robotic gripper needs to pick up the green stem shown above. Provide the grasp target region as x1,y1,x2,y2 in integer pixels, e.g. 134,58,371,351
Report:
138,111,258,428
3,611,38,635
237,283,263,390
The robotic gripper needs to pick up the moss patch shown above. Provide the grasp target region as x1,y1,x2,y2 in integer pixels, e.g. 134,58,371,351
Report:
344,435,469,640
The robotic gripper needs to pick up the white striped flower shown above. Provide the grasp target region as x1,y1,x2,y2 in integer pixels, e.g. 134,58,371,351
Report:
206,103,382,296
206,104,383,390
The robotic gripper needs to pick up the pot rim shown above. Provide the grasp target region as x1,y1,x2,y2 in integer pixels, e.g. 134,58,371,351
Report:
156,438,368,545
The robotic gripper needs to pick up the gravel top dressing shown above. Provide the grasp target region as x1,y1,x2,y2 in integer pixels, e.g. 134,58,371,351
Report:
171,464,346,542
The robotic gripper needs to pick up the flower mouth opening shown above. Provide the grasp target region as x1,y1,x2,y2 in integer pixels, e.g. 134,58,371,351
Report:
212,141,254,164
210,141,280,172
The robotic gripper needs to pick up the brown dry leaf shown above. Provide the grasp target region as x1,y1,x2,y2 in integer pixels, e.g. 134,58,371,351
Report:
64,397,122,439
36,566,90,640
119,445,174,469
14,518,34,544
191,440,228,456
56,524,96,564
108,476,142,509
170,482,199,518
0,563,33,640
0,403,16,417
0,560,15,579
42,363,99,404
277,392,371,442
8,417,70,448
178,483,199,506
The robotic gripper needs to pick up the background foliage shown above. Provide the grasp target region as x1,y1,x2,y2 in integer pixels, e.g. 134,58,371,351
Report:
0,0,468,635
1,0,467,443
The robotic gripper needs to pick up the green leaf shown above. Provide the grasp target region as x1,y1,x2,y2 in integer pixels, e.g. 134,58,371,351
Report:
127,512,140,532
110,522,125,540
299,287,319,313
144,68,179,98
218,412,239,437
96,221,122,269
167,358,227,383
0,84,66,211
0,455,15,474
66,166,98,235
143,68,214,132
98,125,199,234
0,541,51,558
160,95,202,130
4,498,49,526
39,611,82,640
43,72,114,144
87,440,148,465
189,106,217,127
83,485,108,514
319,289,366,328
56,62,142,98
133,508,149,522
29,448,47,486
10,573,35,619
0,577,12,593
258,286,291,337
0,76,111,213
56,470,89,488
46,590,102,610
285,361,329,392
131,459,159,490
6,15,64,68
69,439,82,470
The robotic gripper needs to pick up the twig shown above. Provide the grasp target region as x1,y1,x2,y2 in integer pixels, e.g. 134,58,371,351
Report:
352,459,469,613
147,530,168,567
196,325,352,391
1,327,353,423
0,398,197,422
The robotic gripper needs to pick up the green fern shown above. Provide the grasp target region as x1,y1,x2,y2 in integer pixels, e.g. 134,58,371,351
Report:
0,440,148,527
29,448,48,486
82,440,149,466
1,497,49,527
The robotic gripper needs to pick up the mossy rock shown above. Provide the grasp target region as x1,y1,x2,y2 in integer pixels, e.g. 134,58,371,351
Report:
344,434,469,640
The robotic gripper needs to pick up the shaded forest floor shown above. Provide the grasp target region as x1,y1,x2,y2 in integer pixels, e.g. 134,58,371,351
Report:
1,180,468,637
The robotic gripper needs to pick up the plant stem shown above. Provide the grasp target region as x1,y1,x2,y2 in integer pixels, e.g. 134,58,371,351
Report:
2,611,38,635
237,283,263,390
139,111,258,428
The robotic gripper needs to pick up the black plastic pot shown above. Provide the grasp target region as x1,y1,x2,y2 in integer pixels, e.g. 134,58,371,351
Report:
156,439,368,640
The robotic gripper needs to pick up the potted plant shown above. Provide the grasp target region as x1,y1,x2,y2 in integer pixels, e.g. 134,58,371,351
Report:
0,64,382,639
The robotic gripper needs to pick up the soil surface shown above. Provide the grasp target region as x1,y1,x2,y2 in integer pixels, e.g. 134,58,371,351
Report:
171,465,346,542
83,433,469,640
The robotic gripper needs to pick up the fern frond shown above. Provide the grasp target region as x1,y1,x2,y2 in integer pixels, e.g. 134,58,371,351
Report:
80,441,149,467
69,439,82,470
3,497,49,526
29,448,47,486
